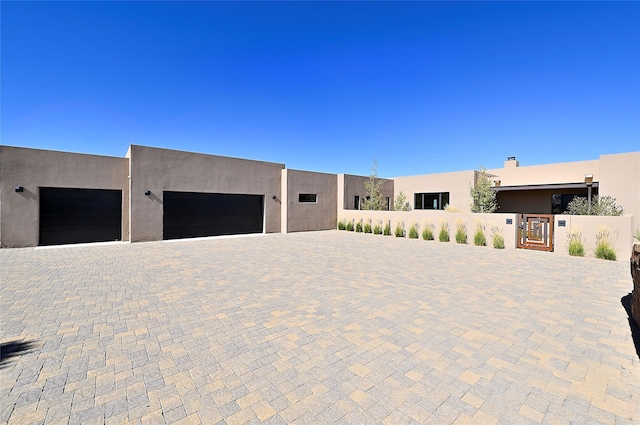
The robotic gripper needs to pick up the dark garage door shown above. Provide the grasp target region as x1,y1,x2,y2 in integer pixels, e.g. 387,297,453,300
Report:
163,191,264,240
39,187,122,246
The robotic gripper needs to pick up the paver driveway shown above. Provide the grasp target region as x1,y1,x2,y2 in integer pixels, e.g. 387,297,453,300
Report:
1,231,638,424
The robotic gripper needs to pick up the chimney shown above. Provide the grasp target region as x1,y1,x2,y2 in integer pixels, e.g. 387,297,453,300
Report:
505,156,519,168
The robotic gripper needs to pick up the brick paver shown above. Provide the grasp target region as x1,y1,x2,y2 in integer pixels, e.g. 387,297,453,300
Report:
1,231,638,424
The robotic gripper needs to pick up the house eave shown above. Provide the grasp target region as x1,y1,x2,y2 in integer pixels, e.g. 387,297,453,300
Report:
493,182,599,192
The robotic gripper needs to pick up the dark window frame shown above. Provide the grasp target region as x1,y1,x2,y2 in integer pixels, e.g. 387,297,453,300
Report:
298,193,317,203
414,192,450,210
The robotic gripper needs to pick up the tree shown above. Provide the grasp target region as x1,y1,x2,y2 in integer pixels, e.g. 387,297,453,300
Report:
470,167,498,213
361,159,387,210
393,191,412,211
564,195,623,216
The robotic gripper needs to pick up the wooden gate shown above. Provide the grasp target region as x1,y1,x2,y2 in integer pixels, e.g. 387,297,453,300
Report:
517,214,554,251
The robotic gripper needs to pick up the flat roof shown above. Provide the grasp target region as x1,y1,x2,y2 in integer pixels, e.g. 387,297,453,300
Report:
494,182,599,192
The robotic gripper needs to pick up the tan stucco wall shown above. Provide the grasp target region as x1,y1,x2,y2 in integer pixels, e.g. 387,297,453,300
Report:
392,170,475,212
599,152,640,224
0,146,130,248
487,159,600,187
554,215,635,259
283,169,337,233
128,145,284,242
341,174,394,210
338,209,518,250
338,209,636,256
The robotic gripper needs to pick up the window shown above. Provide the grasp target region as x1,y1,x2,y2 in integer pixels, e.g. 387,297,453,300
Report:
414,192,450,210
354,196,360,210
385,197,390,211
299,194,317,203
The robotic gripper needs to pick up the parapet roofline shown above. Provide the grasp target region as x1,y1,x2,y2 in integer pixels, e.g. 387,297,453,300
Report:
493,182,599,192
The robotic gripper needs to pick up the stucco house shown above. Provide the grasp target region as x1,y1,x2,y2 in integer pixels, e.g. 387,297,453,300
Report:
389,152,639,217
0,144,637,248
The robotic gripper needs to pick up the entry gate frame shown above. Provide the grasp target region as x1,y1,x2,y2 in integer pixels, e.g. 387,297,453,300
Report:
517,214,554,252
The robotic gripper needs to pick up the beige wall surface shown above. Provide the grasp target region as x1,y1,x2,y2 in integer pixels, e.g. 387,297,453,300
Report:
554,215,634,259
341,174,394,210
339,208,636,257
128,145,284,242
338,209,518,250
283,169,337,233
599,152,640,225
0,146,130,247
393,170,475,212
487,159,600,187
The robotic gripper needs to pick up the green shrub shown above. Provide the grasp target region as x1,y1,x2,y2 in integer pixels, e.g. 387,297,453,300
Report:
635,225,640,241
595,226,616,261
393,191,412,211
473,223,486,246
455,221,467,244
595,244,616,261
383,221,391,236
355,221,363,232
408,224,419,239
346,220,354,231
438,221,450,242
373,222,382,235
394,223,404,237
564,195,623,216
361,159,386,211
567,228,585,257
491,226,505,249
569,239,585,257
363,222,372,233
422,226,434,241
337,219,345,230
470,167,498,213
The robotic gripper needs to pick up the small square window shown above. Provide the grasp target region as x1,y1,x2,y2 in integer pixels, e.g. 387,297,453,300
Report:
299,194,317,203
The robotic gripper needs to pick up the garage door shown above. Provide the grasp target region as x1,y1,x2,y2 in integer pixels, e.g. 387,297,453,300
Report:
39,187,122,246
163,191,264,240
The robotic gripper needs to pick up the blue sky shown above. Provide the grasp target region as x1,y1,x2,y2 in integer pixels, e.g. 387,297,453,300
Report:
2,1,639,177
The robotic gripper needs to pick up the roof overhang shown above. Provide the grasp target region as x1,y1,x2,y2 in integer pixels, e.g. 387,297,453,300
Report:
493,182,599,192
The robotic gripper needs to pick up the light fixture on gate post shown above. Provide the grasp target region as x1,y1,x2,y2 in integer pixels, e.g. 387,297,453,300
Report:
144,190,151,196
584,174,593,214
15,186,24,193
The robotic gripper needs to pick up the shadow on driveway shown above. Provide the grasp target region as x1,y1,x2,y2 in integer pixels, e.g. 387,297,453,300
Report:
0,340,38,368
620,293,640,360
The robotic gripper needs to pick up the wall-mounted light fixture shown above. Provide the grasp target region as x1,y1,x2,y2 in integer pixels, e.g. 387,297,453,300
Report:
15,186,24,193
584,174,593,186
144,190,151,196
272,195,277,200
